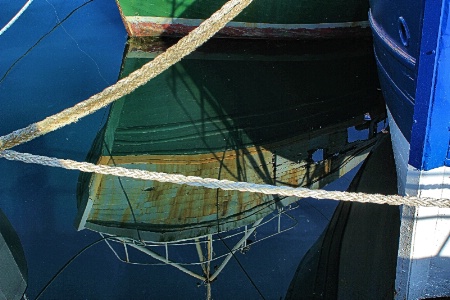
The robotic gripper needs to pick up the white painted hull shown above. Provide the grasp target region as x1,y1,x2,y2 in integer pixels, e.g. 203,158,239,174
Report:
387,107,450,299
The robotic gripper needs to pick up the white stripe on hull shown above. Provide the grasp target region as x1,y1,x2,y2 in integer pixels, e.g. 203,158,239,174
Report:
387,107,450,299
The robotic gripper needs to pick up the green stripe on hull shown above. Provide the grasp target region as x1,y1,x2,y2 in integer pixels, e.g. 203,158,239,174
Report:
105,41,378,156
117,0,368,24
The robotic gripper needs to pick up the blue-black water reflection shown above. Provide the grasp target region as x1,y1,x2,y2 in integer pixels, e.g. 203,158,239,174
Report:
0,2,385,299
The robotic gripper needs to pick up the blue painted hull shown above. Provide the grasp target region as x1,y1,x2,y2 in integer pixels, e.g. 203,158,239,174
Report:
369,1,450,298
369,0,422,143
370,0,450,171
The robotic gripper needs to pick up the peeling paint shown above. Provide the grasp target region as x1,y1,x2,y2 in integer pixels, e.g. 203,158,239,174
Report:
126,20,370,39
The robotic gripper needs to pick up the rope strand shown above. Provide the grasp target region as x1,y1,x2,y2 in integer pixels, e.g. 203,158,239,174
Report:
0,0,254,151
1,149,449,208
0,0,448,211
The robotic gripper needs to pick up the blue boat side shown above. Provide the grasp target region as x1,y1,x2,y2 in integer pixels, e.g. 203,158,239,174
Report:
369,0,421,144
370,0,450,298
409,0,450,171
371,0,450,172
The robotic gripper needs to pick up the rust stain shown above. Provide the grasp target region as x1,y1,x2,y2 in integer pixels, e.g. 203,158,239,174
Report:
87,147,275,228
103,147,271,165
128,21,370,39
324,158,332,175
84,119,378,233
114,0,133,37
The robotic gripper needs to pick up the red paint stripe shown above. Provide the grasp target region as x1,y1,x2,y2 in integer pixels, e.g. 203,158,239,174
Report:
128,22,370,39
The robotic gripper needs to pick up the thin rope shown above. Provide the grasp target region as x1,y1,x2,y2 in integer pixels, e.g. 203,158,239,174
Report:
0,0,95,84
0,0,254,151
1,149,450,208
34,236,112,300
0,0,34,36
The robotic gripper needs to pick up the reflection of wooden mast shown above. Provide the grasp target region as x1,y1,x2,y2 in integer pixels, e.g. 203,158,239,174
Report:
125,241,206,281
206,234,212,300
113,218,263,299
195,237,207,277
209,218,262,282
195,235,213,299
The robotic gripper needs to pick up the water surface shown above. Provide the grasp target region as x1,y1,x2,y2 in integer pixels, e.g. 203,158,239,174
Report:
0,2,384,299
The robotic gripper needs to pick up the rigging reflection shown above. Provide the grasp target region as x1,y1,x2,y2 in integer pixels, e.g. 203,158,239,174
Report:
75,37,385,296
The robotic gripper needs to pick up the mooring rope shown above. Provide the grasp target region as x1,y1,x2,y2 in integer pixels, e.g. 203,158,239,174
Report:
0,0,448,209
1,149,449,208
0,0,35,36
0,0,254,151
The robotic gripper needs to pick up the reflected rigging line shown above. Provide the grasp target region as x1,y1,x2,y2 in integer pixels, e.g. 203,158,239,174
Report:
0,0,95,84
2,148,450,208
34,235,111,300
215,141,267,300
44,0,110,85
103,140,143,242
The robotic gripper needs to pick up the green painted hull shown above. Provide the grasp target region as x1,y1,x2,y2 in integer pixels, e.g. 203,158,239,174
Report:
118,0,368,24
76,39,384,242
104,39,379,156
116,0,370,38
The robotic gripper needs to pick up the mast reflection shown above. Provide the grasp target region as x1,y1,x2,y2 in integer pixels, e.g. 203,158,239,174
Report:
75,37,384,297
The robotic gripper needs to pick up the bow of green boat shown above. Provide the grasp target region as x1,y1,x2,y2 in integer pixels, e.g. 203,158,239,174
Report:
115,0,371,38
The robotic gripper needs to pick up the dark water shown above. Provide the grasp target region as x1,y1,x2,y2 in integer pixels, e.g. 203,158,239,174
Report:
0,1,386,299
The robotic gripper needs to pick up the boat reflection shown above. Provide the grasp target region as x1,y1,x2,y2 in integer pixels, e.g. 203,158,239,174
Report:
0,208,27,300
75,37,384,296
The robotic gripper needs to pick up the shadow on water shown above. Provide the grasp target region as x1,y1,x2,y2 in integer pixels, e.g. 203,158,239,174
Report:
286,133,402,300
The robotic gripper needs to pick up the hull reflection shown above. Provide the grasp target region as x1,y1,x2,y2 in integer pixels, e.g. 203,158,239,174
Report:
0,209,27,300
75,38,384,288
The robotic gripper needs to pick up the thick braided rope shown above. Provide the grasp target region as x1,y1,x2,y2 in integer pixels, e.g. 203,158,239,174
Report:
0,0,253,151
2,149,450,208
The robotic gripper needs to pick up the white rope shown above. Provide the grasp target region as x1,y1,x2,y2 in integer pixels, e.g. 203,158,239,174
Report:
1,149,450,208
1,0,448,210
0,0,254,151
0,0,34,36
